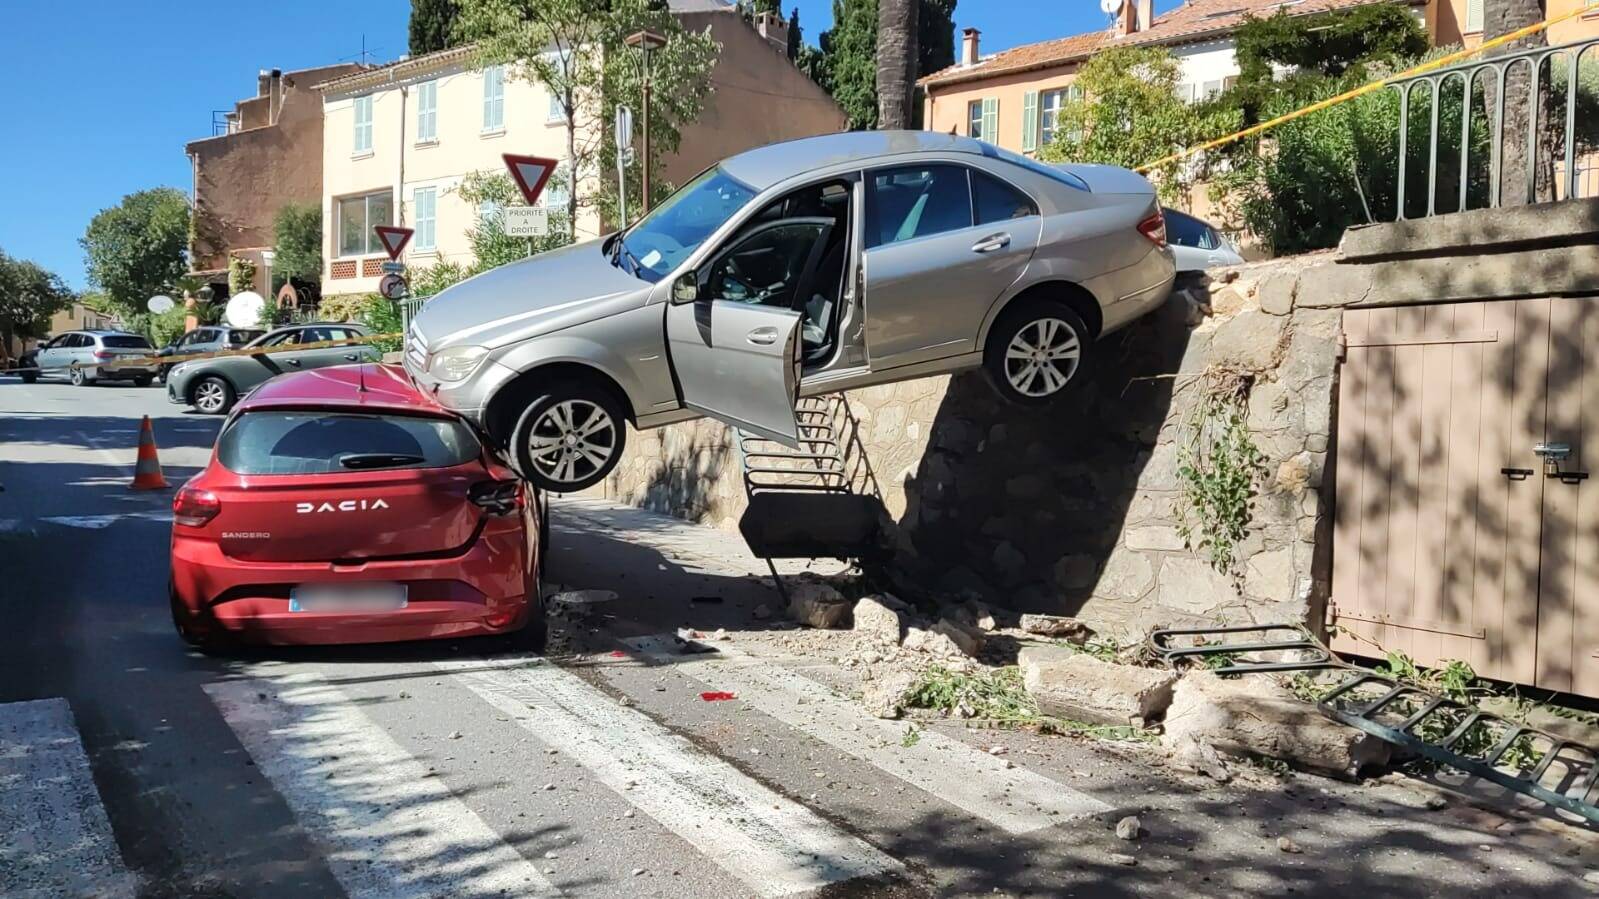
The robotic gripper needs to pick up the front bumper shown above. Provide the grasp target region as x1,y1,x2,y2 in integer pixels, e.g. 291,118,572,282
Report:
170,528,534,645
402,353,519,428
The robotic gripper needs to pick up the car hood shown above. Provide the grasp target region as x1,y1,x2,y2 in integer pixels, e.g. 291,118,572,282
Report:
412,239,651,351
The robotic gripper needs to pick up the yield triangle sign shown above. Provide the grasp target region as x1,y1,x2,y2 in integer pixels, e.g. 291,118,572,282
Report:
373,225,414,260
504,153,558,207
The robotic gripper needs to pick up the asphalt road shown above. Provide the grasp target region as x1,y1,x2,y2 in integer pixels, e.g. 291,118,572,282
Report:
2,375,1597,898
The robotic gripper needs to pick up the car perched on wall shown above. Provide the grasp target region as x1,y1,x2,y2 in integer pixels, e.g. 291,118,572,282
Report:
167,322,381,415
406,131,1175,493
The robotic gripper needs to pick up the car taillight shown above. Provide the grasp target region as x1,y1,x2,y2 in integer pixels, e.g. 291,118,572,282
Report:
468,479,522,516
1137,209,1168,247
93,350,114,360
173,486,221,527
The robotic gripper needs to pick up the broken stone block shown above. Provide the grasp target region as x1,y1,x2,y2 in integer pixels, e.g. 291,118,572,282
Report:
945,598,998,632
903,626,966,659
1162,672,1391,780
1019,614,1096,644
861,670,919,719
932,618,983,656
853,595,905,645
1019,646,1178,727
787,582,851,629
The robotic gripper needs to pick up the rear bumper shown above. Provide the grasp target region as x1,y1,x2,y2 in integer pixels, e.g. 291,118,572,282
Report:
89,365,156,380
170,528,534,645
1091,245,1177,335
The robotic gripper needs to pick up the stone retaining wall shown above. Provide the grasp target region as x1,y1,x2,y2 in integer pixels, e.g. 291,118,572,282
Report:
588,255,1343,641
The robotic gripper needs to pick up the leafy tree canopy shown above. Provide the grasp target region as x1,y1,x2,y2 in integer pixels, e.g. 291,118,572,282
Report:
0,249,72,359
272,203,323,283
410,0,462,55
813,0,954,129
79,187,189,317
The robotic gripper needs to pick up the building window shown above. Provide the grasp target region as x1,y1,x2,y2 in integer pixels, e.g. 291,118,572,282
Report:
336,190,394,257
413,187,437,251
540,162,570,211
483,65,506,132
548,89,566,123
416,80,437,143
968,100,983,139
1466,0,1483,31
1039,87,1083,146
353,95,373,153
477,200,502,231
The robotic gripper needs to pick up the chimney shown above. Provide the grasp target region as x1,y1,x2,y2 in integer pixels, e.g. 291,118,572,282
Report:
1119,0,1152,36
755,10,789,53
961,27,981,66
1137,0,1153,32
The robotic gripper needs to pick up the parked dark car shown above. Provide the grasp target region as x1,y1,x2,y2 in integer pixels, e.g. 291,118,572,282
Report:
166,322,380,415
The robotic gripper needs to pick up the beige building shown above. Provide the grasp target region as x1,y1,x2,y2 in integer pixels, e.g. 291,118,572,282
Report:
316,0,845,297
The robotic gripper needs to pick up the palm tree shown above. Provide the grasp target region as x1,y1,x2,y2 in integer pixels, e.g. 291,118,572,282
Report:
875,0,918,129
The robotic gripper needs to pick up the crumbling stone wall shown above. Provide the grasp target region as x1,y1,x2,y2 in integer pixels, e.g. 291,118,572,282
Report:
591,255,1342,641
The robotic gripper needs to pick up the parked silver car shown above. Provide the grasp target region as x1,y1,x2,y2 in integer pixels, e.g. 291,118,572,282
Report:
166,322,380,414
156,325,266,381
22,330,157,386
405,131,1175,493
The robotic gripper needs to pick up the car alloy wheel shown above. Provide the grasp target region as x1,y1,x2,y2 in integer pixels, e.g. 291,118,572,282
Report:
193,378,230,414
525,399,617,488
69,366,87,386
1004,317,1082,398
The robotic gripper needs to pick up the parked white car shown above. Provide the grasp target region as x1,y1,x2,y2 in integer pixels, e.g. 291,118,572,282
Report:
1163,207,1244,274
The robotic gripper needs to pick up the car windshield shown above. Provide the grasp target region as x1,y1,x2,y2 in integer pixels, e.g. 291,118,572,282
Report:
610,166,756,283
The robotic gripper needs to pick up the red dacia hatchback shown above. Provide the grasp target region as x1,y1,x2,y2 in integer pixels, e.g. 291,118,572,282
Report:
169,364,545,649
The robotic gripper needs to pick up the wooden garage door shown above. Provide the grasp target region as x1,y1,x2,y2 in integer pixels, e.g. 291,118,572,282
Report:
1329,297,1599,695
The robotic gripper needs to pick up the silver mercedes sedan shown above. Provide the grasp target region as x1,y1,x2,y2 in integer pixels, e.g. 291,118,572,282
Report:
405,131,1175,493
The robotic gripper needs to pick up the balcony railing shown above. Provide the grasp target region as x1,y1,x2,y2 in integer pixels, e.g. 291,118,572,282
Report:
1390,36,1599,219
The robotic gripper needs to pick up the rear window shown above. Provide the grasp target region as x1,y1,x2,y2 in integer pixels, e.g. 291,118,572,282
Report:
218,412,481,475
102,335,153,349
228,329,263,344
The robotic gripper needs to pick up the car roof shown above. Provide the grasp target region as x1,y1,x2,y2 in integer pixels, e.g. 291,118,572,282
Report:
236,364,452,417
719,130,990,190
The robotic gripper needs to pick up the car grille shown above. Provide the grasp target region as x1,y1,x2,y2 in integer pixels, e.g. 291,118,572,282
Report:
405,322,429,373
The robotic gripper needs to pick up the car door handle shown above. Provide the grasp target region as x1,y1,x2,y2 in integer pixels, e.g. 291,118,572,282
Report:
343,354,359,362
972,233,1011,253
285,358,302,367
747,327,779,346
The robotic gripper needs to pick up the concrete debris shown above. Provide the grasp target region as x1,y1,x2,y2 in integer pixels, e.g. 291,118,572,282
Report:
853,595,906,645
1019,645,1178,727
1109,852,1138,866
1168,738,1232,783
932,618,984,656
788,581,852,629
548,589,619,606
1115,815,1142,841
1162,672,1391,780
903,626,967,659
862,670,920,719
1019,613,1096,644
1276,836,1303,854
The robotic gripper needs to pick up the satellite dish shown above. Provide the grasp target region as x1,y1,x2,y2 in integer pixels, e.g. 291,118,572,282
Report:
225,291,266,328
147,294,175,314
1100,0,1121,14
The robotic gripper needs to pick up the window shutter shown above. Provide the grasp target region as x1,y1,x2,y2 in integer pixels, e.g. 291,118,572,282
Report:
981,98,998,145
1466,0,1483,31
1021,91,1039,152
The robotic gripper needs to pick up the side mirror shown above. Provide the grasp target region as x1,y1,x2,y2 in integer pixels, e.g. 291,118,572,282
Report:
672,271,699,304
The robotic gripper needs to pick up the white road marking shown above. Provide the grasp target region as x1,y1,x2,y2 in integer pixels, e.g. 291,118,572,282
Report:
205,676,557,899
0,698,137,899
624,635,1112,833
436,655,901,896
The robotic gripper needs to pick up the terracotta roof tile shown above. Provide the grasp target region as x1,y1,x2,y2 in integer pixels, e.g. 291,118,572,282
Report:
920,0,1424,88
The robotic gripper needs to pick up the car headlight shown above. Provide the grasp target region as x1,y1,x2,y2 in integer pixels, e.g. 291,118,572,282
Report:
429,345,488,382
170,362,190,378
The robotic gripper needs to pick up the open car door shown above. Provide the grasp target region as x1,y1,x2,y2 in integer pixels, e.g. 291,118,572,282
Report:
664,218,834,447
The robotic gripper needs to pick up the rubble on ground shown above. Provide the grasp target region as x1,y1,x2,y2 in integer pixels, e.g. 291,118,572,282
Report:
861,670,920,719
786,580,852,629
1019,614,1096,644
1162,671,1391,780
852,594,906,644
1020,644,1178,728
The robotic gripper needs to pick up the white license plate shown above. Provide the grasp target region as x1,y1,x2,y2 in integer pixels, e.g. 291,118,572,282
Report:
290,582,408,613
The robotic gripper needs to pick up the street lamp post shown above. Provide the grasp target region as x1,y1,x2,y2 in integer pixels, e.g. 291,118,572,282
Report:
624,30,667,212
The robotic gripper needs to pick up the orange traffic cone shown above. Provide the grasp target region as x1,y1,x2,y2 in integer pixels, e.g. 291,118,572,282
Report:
131,415,169,490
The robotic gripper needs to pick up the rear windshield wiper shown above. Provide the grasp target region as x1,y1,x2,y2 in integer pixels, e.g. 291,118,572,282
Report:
339,453,426,470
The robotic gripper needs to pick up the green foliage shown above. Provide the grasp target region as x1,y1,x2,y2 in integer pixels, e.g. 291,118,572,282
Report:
1234,5,1428,88
917,0,955,80
1176,368,1266,576
272,203,323,283
410,0,461,54
811,0,954,129
145,306,191,349
80,187,190,317
1370,653,1543,772
455,171,574,270
316,293,368,324
786,7,802,61
228,255,257,295
357,295,405,353
1038,47,1240,203
410,260,470,299
903,666,1155,742
900,724,921,747
0,249,72,360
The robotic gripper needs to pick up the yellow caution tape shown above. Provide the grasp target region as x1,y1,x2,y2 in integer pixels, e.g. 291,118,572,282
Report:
1137,6,1591,173
4,332,405,376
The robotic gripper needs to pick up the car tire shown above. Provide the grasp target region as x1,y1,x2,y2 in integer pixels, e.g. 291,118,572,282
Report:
191,376,235,415
133,375,153,388
20,372,36,384
509,383,628,493
983,300,1093,406
69,366,93,387
170,585,229,655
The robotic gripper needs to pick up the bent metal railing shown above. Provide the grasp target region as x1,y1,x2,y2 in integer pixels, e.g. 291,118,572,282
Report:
1390,36,1599,218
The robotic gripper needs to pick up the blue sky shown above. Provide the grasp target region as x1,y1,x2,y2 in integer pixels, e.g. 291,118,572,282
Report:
0,0,1181,290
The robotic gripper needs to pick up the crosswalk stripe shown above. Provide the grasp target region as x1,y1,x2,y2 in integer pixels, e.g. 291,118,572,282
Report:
435,655,902,897
623,635,1112,834
205,676,558,899
0,698,137,899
